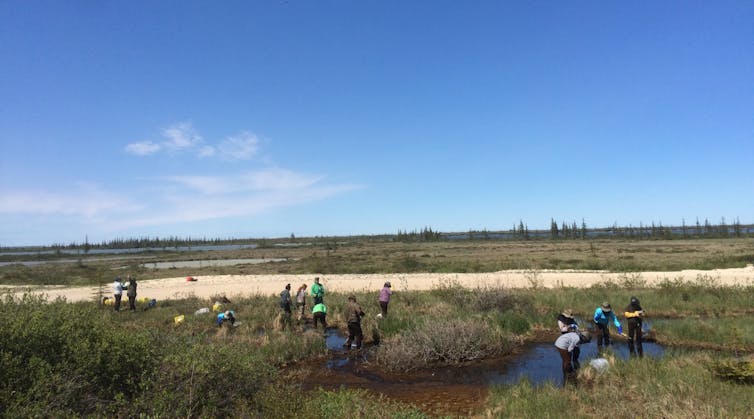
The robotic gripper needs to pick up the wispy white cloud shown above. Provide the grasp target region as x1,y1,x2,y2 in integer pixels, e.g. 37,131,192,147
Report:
125,122,260,161
217,132,259,161
163,169,323,196
0,170,363,241
162,122,203,150
125,141,161,156
0,183,142,219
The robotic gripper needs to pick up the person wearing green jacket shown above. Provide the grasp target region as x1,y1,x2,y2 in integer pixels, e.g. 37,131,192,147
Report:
310,277,325,305
312,302,327,329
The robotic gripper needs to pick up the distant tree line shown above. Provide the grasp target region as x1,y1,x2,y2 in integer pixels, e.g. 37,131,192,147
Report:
44,236,256,252
398,217,753,242
2,217,752,251
396,227,443,242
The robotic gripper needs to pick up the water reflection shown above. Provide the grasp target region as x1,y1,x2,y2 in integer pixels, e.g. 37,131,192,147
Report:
492,341,664,386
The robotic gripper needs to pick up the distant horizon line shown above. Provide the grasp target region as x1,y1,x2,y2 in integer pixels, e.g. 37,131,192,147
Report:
3,218,752,250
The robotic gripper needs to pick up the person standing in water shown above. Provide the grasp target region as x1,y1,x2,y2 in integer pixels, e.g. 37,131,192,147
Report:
593,302,622,349
624,296,646,357
554,324,590,387
312,302,327,330
344,295,365,349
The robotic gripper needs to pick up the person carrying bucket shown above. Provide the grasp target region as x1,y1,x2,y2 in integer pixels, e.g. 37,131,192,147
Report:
624,296,646,357
593,302,622,349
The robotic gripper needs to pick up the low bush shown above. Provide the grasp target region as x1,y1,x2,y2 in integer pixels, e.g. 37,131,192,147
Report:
709,358,754,384
0,294,158,416
375,318,516,372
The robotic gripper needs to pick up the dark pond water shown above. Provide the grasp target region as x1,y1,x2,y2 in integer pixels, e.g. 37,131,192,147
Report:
303,329,666,415
490,340,664,387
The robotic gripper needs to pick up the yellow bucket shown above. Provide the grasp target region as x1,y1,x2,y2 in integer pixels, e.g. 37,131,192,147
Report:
174,315,185,324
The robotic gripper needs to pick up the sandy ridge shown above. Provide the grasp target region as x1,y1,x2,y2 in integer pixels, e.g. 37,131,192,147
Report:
3,266,754,303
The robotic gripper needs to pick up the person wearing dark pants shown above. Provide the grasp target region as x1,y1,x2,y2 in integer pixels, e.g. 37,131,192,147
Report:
112,277,123,312
593,301,622,350
344,295,365,349
126,276,137,311
310,277,325,305
378,281,392,317
312,302,327,330
280,284,292,331
624,296,645,357
554,325,590,387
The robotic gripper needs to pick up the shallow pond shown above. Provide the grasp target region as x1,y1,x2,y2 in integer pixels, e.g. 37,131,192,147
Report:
302,330,666,416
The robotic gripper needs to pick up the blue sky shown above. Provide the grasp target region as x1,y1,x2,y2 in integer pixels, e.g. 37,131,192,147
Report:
1,1,753,246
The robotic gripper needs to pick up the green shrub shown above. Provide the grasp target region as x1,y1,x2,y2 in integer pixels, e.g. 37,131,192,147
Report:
136,342,277,417
496,311,531,334
710,358,754,384
0,294,158,416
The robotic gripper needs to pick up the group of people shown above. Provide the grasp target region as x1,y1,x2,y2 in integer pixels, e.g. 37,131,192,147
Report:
111,275,138,311
276,277,394,350
555,296,646,386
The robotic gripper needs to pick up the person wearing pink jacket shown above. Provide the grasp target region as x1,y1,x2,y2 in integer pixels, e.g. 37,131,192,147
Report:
378,282,393,317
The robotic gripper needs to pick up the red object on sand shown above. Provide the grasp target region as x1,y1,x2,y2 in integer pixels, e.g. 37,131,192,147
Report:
186,276,197,282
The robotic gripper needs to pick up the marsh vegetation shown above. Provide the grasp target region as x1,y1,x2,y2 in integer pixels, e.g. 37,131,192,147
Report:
2,236,753,417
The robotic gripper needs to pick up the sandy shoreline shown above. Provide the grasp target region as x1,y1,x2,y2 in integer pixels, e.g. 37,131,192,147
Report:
3,266,754,303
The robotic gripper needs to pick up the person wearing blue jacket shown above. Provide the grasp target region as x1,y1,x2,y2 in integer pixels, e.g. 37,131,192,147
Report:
593,302,622,349
216,310,236,328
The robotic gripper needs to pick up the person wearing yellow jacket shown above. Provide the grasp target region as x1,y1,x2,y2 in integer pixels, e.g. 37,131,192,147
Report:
624,296,646,357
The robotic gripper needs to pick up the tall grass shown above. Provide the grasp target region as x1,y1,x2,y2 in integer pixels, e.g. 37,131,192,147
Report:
2,276,754,417
488,352,754,418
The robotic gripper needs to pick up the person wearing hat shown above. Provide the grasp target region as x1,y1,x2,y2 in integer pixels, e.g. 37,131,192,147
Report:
593,302,622,349
310,277,325,305
378,281,393,317
344,295,365,349
624,296,646,357
557,309,577,333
